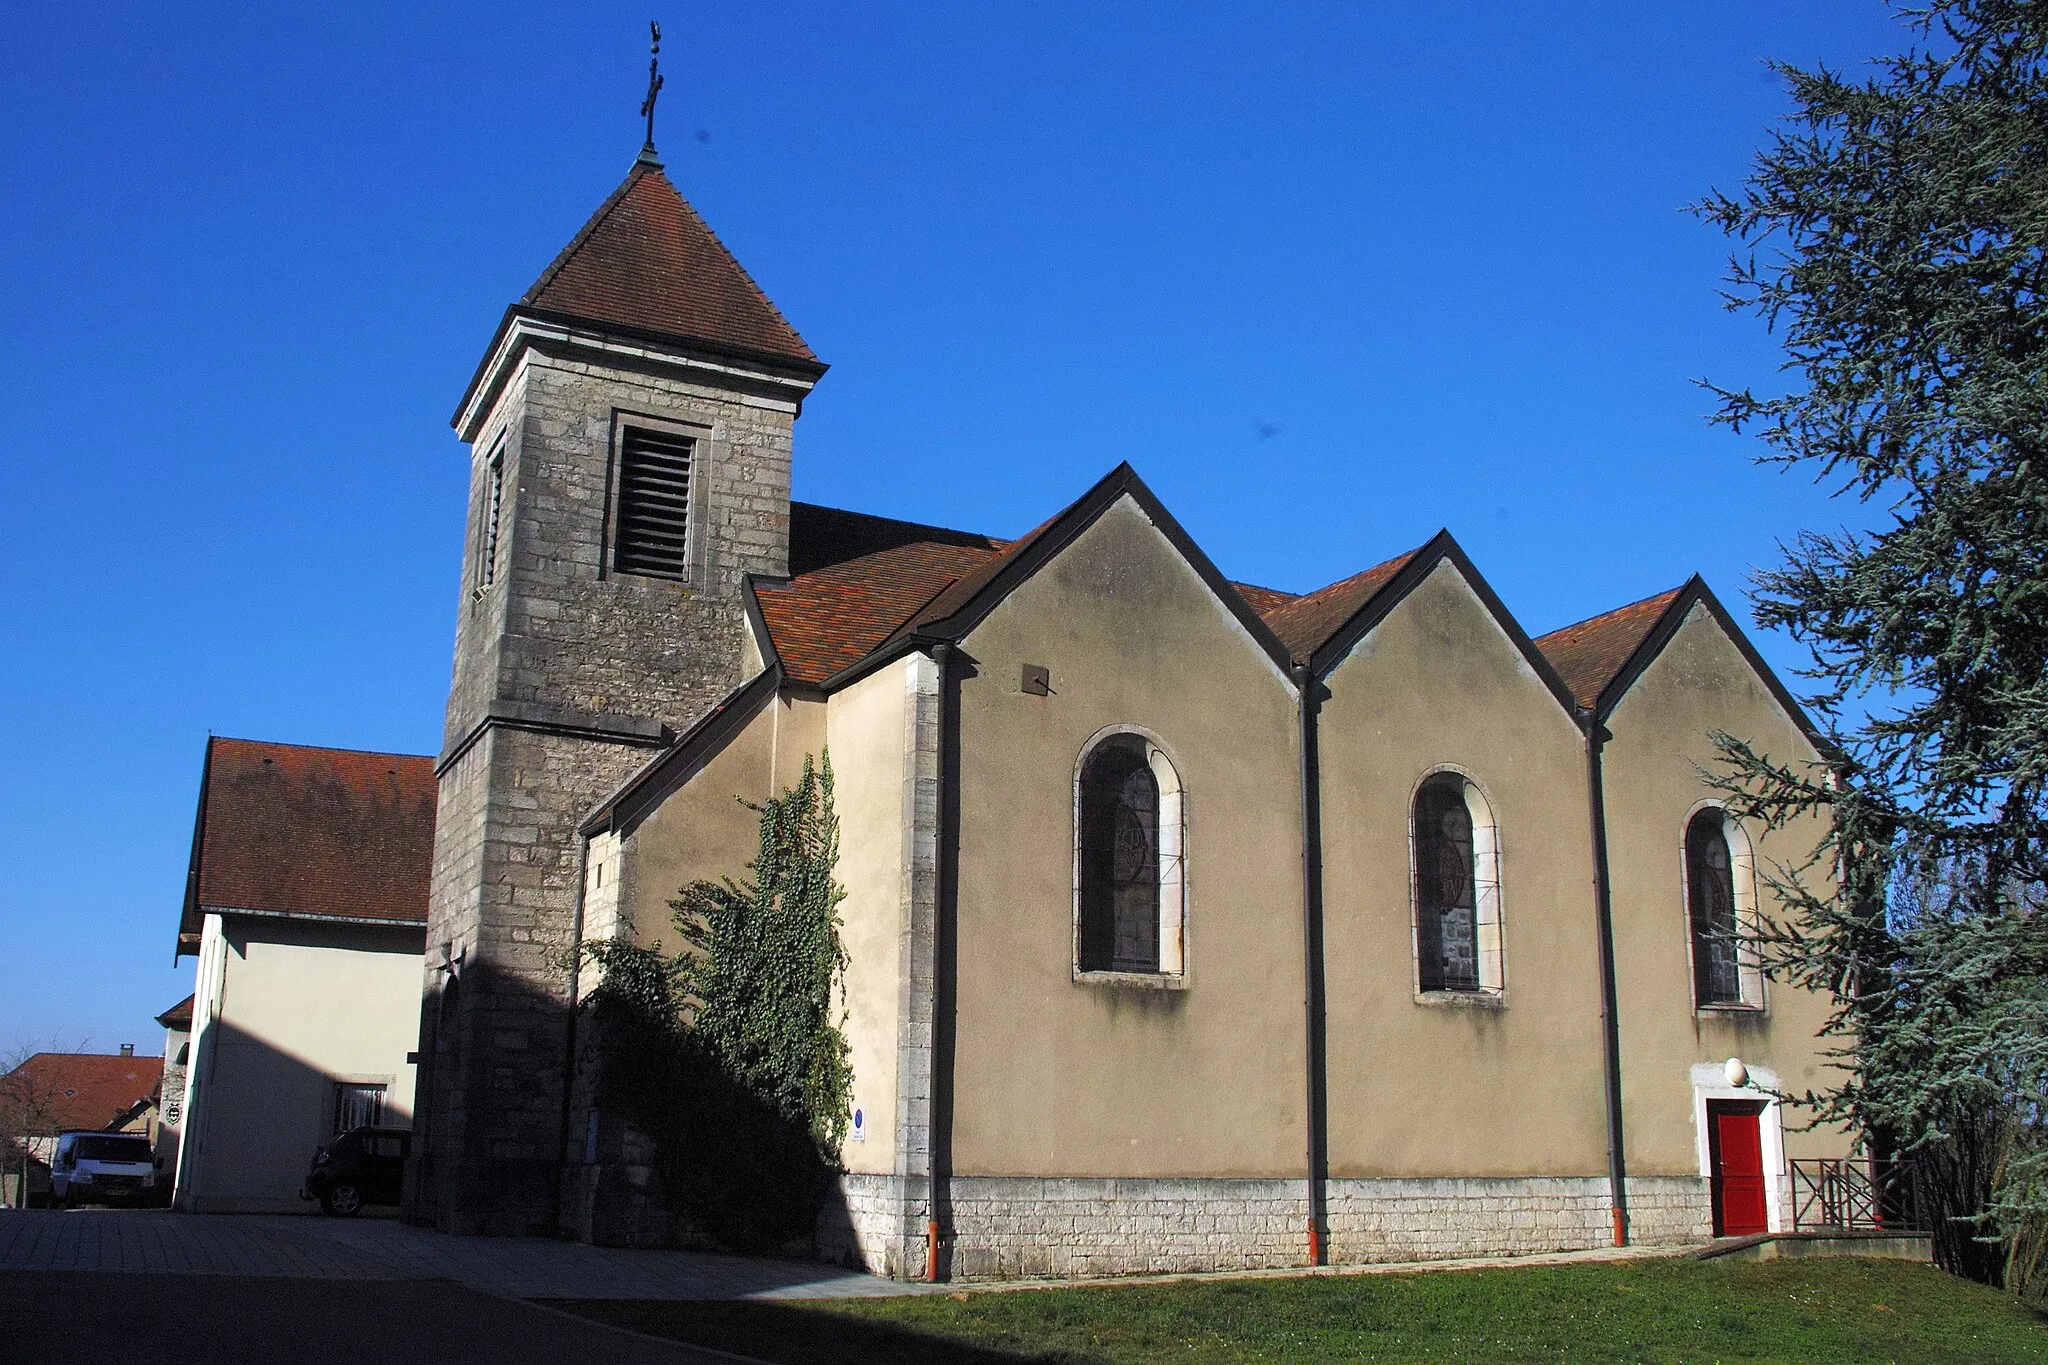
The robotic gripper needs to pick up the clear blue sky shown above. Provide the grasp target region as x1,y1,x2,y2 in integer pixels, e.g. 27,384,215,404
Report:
0,3,1908,1051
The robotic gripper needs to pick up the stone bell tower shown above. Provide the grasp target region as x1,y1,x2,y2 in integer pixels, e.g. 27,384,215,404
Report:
409,142,826,1235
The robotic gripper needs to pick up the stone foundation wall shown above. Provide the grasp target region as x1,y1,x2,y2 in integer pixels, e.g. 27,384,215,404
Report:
884,1173,1717,1281
946,1177,1311,1280
818,1172,910,1278
1326,1176,1613,1263
1623,1175,1713,1245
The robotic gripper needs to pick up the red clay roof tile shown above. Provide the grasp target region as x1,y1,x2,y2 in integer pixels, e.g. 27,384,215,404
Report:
522,161,818,368
1,1053,163,1134
178,739,436,946
1260,546,1428,663
1534,587,1685,711
757,540,1001,685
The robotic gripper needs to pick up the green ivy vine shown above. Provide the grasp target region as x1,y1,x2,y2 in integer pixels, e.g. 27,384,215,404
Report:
574,751,851,1251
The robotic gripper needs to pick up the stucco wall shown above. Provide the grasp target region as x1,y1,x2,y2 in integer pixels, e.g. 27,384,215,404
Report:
1601,603,1846,1182
951,494,1305,1178
177,915,425,1214
824,659,917,1175
622,692,826,951
1318,560,1608,1179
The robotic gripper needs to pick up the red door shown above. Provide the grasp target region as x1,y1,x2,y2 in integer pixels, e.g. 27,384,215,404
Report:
1709,1102,1769,1236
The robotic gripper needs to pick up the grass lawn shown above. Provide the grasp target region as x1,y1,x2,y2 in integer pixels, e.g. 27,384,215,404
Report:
555,1254,2046,1364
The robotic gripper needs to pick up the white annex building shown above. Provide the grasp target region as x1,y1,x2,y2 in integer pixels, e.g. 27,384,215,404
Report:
171,737,434,1213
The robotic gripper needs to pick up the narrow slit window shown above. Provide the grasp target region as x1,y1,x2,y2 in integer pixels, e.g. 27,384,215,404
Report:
477,447,504,592
1412,771,1504,995
613,426,696,579
1687,809,1744,1006
1075,733,1185,978
1415,776,1478,991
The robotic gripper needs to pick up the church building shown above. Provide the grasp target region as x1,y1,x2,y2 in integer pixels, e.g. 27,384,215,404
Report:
405,132,1846,1280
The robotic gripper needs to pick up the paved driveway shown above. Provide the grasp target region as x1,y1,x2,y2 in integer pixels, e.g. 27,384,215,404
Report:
0,1208,925,1301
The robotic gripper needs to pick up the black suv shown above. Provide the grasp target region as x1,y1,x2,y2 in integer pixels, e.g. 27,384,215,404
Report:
302,1126,410,1216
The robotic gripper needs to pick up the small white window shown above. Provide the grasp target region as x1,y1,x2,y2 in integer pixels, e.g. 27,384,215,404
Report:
333,1082,386,1135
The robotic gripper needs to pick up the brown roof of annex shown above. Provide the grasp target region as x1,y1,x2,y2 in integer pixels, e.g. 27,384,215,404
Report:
520,158,820,370
177,738,437,954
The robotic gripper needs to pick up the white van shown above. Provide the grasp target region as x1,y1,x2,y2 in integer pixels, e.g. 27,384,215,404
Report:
51,1130,160,1207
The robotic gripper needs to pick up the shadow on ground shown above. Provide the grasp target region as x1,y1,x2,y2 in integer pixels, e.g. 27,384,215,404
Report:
0,1271,734,1365
554,1298,1099,1364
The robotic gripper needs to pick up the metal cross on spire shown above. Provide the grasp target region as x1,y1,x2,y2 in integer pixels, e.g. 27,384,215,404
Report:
638,21,665,164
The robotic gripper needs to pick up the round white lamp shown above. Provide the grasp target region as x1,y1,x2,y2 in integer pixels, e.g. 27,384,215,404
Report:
1724,1056,1749,1087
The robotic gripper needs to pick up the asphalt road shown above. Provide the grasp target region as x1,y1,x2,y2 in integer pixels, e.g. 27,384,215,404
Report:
0,1271,760,1365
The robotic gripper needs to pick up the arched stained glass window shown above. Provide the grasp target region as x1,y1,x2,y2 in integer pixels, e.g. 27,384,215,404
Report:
1078,736,1163,974
1415,773,1480,992
1688,809,1743,1006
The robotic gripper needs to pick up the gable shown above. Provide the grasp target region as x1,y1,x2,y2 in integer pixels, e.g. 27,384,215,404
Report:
1607,600,1824,765
1306,542,1579,718
1322,557,1581,732
963,492,1295,688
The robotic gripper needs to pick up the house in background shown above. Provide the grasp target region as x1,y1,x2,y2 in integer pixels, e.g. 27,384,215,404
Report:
0,1048,162,1207
152,994,193,1192
173,736,434,1213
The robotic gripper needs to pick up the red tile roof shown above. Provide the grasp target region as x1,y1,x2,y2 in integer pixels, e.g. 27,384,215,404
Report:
759,504,1298,686
758,540,1002,684
1534,587,1685,711
155,996,194,1031
1260,546,1428,664
1,1053,163,1134
522,161,818,368
1234,582,1298,615
178,738,436,948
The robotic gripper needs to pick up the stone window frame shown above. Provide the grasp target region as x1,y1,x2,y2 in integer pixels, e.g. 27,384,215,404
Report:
1680,799,1768,1014
1407,764,1507,1007
1070,724,1188,991
601,408,714,585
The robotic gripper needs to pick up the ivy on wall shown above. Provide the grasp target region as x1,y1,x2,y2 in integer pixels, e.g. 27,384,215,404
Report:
575,752,851,1251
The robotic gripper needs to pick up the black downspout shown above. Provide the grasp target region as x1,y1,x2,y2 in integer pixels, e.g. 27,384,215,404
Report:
1293,663,1329,1265
929,642,960,1281
1582,709,1629,1246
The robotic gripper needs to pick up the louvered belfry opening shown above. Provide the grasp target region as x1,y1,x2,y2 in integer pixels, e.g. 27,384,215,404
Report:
478,448,504,591
614,425,696,579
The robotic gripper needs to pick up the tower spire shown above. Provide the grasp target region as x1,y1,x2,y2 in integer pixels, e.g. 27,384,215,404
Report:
638,21,665,166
